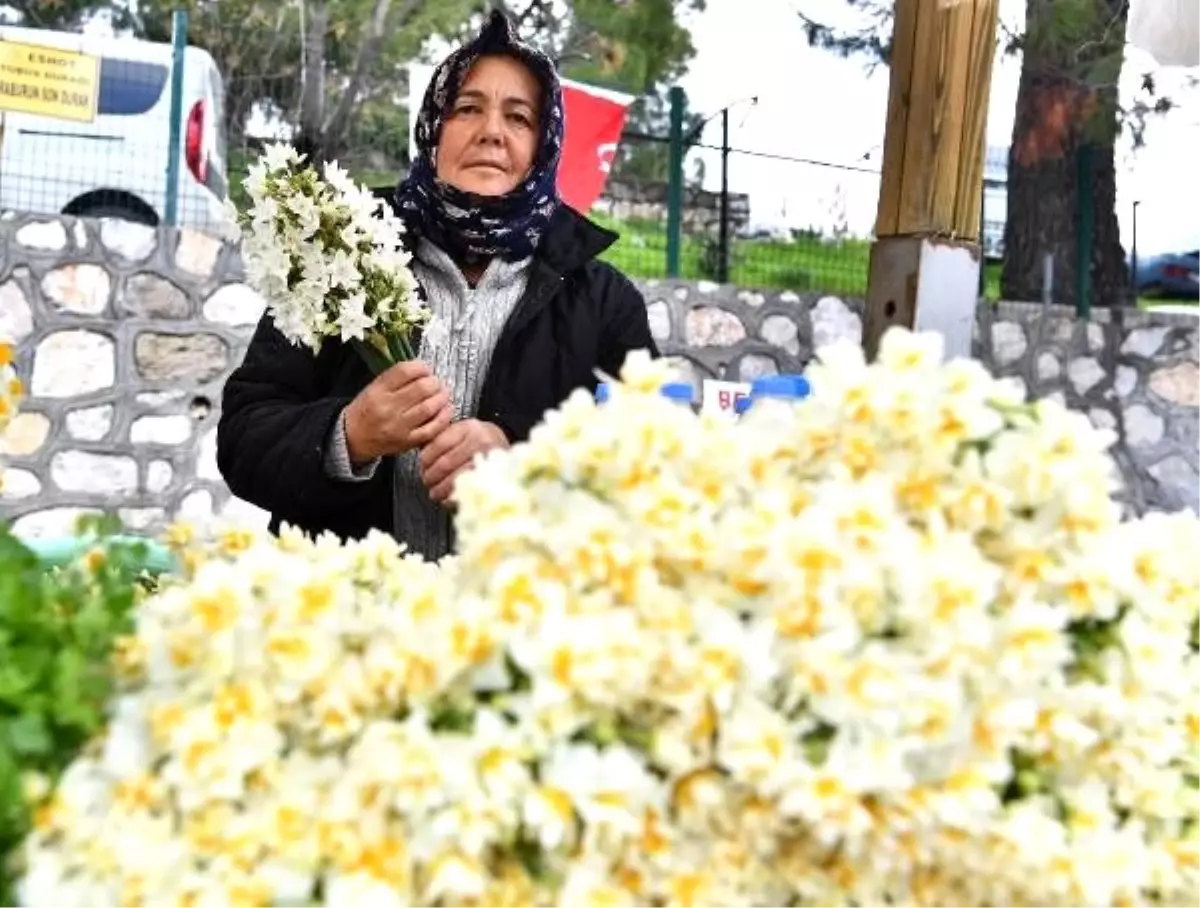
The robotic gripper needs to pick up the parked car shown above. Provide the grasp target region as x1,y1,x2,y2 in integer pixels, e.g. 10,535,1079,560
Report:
1132,249,1200,299
0,25,228,235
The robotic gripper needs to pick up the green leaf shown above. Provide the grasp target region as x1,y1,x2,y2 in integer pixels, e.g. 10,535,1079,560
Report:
3,713,52,759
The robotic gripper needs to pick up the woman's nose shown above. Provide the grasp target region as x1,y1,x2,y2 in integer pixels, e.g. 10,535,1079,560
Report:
477,107,505,143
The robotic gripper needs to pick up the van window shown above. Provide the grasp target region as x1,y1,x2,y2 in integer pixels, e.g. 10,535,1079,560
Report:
97,57,168,116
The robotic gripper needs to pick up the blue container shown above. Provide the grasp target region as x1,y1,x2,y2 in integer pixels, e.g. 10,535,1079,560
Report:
596,381,695,408
750,374,811,401
659,382,695,407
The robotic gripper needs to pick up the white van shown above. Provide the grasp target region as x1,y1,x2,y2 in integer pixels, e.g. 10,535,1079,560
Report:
0,26,227,235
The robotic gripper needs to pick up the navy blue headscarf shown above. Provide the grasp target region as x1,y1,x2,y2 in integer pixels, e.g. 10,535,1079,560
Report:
395,10,565,265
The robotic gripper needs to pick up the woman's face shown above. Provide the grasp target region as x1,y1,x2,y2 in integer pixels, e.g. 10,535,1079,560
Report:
435,54,541,197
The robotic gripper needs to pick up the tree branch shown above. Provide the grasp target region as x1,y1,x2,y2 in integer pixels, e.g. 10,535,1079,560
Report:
322,0,415,153
298,0,329,155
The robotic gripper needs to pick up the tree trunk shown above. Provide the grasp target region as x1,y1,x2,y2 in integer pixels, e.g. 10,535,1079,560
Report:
297,0,330,165
1001,0,1130,308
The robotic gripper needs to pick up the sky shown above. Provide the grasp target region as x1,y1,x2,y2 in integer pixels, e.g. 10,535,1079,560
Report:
677,0,1199,254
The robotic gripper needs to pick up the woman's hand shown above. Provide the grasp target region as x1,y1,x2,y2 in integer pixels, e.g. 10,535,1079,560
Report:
344,361,453,464
419,419,509,504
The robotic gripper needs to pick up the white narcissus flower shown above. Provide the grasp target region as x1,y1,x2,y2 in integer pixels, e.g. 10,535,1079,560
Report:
16,327,1200,907
230,143,429,366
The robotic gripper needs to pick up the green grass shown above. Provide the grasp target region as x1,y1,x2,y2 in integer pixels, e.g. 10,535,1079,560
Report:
590,213,1004,299
593,214,1197,310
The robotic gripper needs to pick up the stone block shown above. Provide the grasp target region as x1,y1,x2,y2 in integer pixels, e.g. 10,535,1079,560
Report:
120,274,191,319
1148,361,1199,407
0,411,50,456
1120,326,1170,358
1115,365,1139,398
197,428,220,481
811,296,861,350
646,300,671,343
0,277,34,344
1,467,41,499
50,450,138,494
130,414,192,445
15,220,67,251
1088,407,1117,431
100,218,156,262
685,306,746,347
1068,357,1104,395
991,321,1027,366
41,264,111,315
760,315,800,355
138,390,187,407
1148,455,1199,513
31,330,116,397
11,506,102,539
65,405,114,441
175,228,223,277
1036,351,1061,381
119,507,166,530
1124,404,1165,448
737,353,778,381
202,283,264,326
179,488,215,520
147,460,174,493
134,332,229,383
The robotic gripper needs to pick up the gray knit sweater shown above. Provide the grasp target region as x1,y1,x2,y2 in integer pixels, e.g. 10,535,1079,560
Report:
323,238,530,560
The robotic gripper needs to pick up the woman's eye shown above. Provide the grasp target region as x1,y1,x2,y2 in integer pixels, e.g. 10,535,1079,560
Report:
454,104,479,115
508,113,531,127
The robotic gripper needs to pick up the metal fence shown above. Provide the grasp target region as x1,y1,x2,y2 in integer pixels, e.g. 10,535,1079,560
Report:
590,130,1008,300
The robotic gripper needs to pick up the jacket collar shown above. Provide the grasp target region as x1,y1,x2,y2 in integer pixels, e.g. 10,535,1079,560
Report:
534,204,618,274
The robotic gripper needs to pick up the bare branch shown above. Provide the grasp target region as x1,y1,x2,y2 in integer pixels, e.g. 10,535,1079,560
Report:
322,0,416,150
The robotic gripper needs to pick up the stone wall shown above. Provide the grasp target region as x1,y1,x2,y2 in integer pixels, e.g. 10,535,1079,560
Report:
0,213,267,538
1,214,1196,538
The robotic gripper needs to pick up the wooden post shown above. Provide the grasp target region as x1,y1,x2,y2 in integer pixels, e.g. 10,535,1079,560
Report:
863,0,1001,362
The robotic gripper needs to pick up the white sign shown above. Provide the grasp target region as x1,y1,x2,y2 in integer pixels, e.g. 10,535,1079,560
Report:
702,379,751,417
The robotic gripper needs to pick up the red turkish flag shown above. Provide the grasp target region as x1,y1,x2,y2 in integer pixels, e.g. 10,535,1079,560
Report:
557,78,635,213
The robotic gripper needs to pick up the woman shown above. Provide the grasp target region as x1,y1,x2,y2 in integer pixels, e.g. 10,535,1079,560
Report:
216,10,658,559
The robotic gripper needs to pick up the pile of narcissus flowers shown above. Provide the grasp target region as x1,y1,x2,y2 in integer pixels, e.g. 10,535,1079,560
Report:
14,328,1199,907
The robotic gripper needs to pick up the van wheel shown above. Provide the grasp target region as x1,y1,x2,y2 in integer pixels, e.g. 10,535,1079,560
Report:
77,204,157,227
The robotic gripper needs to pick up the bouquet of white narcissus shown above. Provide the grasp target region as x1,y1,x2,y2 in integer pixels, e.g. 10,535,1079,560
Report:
14,327,1199,908
232,143,429,372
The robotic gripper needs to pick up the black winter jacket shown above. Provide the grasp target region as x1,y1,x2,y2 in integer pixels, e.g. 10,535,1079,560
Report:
216,205,658,543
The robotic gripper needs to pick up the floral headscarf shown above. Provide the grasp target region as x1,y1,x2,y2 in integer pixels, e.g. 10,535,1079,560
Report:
394,10,565,265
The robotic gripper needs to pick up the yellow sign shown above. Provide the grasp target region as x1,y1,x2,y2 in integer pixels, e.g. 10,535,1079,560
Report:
0,40,99,122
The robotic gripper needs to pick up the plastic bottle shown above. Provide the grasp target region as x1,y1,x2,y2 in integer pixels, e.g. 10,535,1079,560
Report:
749,374,811,404
735,374,811,424
596,381,695,409
659,382,696,409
